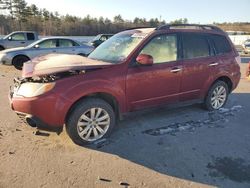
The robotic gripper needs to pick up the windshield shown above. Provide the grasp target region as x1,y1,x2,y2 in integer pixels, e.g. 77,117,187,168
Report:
88,32,147,63
91,34,101,42
3,33,12,40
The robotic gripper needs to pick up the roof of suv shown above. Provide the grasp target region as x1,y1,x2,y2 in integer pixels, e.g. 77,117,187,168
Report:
156,24,224,32
126,24,225,35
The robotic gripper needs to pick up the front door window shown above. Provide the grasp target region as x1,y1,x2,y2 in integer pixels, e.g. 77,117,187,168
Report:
139,34,177,64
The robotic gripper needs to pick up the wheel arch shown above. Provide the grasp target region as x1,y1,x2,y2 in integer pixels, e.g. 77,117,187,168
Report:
202,75,233,101
211,76,233,93
12,54,31,65
65,92,120,124
0,45,5,50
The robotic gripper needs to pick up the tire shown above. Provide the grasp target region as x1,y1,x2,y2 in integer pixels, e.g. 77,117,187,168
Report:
204,81,229,111
12,56,30,70
66,98,116,146
0,46,4,51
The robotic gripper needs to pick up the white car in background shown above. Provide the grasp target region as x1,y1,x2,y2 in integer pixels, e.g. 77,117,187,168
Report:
242,39,250,54
0,37,94,69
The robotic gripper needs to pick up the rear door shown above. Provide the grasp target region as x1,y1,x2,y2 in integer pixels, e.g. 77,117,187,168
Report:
126,33,182,110
57,39,78,54
180,32,218,101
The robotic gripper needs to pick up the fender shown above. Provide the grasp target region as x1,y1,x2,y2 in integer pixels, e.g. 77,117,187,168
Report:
53,77,127,123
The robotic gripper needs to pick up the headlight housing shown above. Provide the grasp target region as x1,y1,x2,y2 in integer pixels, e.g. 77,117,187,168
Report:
16,82,55,97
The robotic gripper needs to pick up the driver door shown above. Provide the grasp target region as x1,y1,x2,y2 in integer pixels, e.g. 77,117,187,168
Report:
30,39,58,58
6,33,27,48
126,34,182,111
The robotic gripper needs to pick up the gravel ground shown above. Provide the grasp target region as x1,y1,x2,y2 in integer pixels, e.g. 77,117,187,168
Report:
0,63,249,188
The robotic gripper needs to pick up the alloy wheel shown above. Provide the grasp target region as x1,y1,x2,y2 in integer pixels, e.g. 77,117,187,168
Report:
210,85,227,109
77,107,110,142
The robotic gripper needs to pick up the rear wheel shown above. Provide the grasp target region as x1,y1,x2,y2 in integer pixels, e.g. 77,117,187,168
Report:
0,46,4,51
66,98,116,146
12,56,30,70
204,81,229,111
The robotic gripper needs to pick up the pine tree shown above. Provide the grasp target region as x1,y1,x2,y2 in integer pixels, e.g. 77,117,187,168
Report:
0,0,14,19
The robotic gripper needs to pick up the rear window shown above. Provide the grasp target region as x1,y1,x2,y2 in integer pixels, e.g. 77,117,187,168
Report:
27,33,35,40
210,35,232,55
182,33,210,59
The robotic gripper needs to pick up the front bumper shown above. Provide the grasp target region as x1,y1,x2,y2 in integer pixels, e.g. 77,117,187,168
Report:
15,112,62,132
0,53,12,65
9,81,70,128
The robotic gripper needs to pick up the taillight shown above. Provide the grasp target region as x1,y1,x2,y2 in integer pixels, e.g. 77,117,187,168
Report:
235,55,241,64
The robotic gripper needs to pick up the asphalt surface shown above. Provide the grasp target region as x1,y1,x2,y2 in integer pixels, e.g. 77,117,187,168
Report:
0,63,249,188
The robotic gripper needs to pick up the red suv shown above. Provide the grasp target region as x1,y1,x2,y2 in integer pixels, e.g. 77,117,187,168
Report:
9,24,241,145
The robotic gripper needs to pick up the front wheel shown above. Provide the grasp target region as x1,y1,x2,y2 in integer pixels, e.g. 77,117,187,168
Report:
204,81,229,111
66,98,116,146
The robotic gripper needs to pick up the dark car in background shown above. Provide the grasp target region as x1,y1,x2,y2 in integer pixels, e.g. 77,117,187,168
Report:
9,24,240,146
89,34,113,48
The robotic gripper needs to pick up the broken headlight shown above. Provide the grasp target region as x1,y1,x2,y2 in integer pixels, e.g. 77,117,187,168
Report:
16,82,55,97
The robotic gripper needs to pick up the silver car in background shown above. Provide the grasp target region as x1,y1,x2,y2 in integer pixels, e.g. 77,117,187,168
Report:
0,37,94,69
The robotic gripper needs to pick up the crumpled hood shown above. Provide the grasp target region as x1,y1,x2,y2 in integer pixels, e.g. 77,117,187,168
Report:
22,54,113,78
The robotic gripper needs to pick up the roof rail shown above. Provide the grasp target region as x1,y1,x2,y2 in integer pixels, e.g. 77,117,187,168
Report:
156,24,224,32
124,27,154,31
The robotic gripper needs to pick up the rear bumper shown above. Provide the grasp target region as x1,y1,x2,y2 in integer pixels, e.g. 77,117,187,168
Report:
232,71,241,91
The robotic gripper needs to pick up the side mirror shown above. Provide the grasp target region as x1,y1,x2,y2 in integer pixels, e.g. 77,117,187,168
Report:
136,54,153,66
8,36,12,41
34,44,39,49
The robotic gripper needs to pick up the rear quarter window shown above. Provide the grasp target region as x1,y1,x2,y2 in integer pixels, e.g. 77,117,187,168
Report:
210,34,232,55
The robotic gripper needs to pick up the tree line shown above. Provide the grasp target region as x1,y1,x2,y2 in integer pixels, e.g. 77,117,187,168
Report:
0,0,189,35
0,0,249,36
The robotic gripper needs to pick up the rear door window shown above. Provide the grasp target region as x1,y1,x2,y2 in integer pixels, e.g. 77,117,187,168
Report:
59,39,80,47
27,33,35,40
210,35,232,55
182,33,210,59
59,39,74,47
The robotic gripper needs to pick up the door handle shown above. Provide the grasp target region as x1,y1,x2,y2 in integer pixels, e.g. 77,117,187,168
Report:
20,41,25,44
170,67,182,73
209,62,219,67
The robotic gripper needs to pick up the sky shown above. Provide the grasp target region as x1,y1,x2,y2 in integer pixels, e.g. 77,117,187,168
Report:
25,0,250,24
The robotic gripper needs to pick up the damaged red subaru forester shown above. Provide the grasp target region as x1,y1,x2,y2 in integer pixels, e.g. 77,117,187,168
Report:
9,24,241,146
